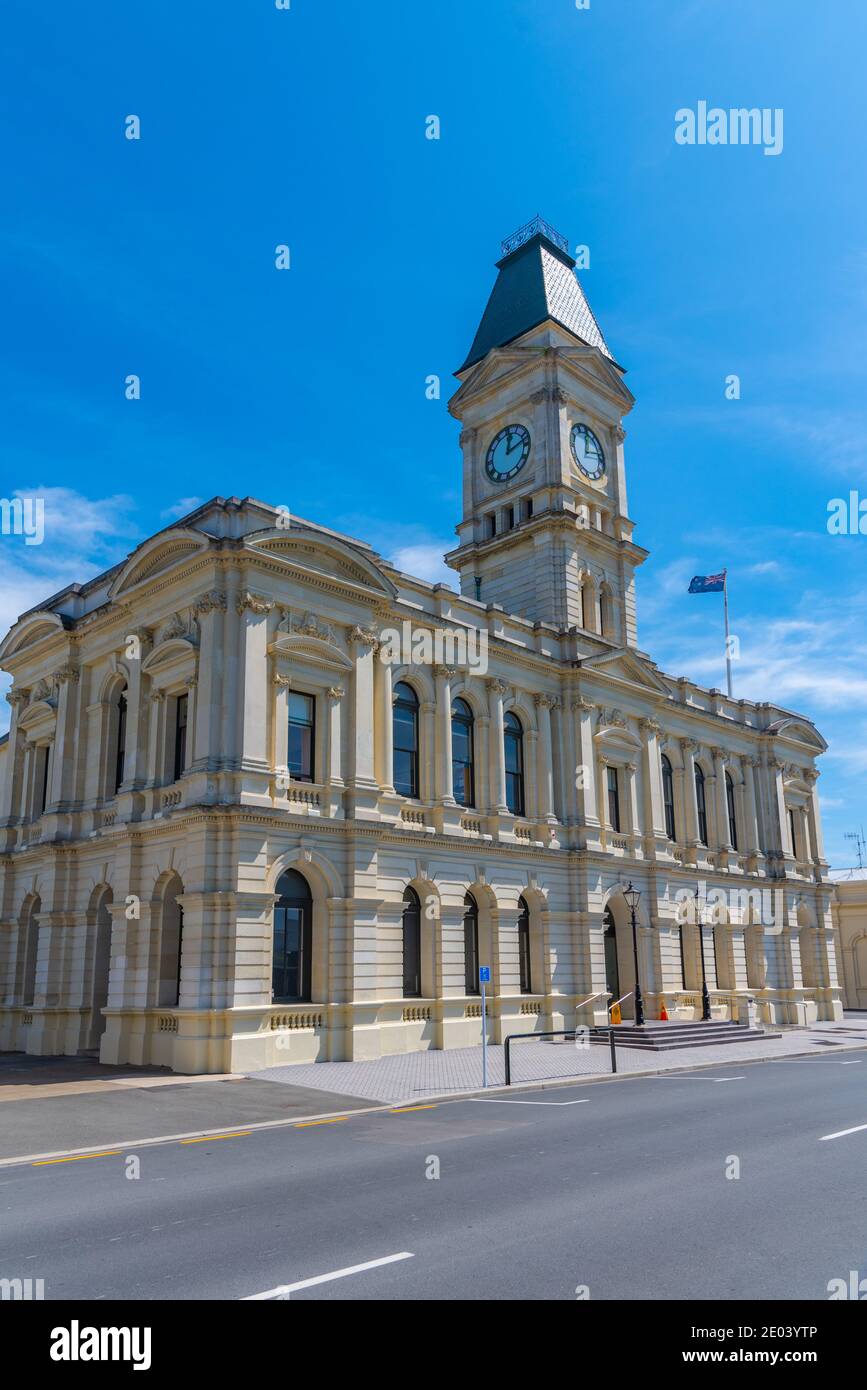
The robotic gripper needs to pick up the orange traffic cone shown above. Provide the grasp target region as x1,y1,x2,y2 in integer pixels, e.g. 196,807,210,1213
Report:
659,999,669,1021
610,1002,622,1026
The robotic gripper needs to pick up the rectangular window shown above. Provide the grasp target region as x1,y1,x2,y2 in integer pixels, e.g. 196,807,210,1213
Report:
788,807,797,858
464,914,479,996
114,693,127,795
505,505,515,530
288,692,316,782
486,513,497,538
37,746,51,816
607,765,621,833
173,693,188,782
523,497,534,520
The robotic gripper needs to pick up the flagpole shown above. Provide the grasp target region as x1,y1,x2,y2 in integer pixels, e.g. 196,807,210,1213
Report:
723,570,733,698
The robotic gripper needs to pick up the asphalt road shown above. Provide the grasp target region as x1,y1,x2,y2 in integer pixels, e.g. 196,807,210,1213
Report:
3,1053,867,1301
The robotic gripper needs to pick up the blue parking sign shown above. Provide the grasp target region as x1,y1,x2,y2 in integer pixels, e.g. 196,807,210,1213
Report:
479,966,491,983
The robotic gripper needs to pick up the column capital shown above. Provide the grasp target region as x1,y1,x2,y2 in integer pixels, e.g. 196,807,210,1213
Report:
534,693,559,710
237,590,274,616
638,716,661,736
485,677,509,697
348,624,377,648
194,589,227,615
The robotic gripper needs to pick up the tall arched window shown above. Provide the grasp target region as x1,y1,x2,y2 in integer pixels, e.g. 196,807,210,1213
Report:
393,682,419,799
725,771,738,850
518,896,532,994
463,892,479,995
287,691,315,782
661,754,676,840
114,685,128,794
695,764,708,845
504,712,525,816
21,896,41,1007
173,692,189,782
402,887,422,998
158,883,185,1007
603,907,620,999
451,698,474,808
272,869,312,1003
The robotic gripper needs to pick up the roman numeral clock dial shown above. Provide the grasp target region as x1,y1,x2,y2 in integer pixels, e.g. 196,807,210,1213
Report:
485,423,531,482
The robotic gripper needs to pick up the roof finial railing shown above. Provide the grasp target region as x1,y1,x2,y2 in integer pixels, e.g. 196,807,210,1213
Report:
501,216,569,258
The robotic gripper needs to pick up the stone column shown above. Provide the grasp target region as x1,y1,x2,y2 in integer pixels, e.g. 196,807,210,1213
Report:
805,770,826,866
0,689,28,841
638,718,667,855
374,652,394,793
475,714,490,812
625,760,640,841
47,667,80,808
237,590,273,798
534,694,557,824
222,569,242,770
192,590,226,773
420,700,436,803
573,698,600,848
712,746,733,852
120,631,151,789
347,626,379,817
146,691,167,786
434,666,456,805
487,678,509,814
326,685,345,787
680,738,701,846
742,756,761,854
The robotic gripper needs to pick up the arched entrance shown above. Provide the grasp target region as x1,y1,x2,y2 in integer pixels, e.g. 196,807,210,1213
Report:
603,908,620,1003
272,869,313,1003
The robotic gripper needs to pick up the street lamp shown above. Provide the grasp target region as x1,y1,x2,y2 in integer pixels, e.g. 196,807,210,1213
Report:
694,888,712,1022
622,881,644,1027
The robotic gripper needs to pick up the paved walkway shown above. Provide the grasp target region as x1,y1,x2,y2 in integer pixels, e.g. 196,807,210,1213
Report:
248,1018,867,1104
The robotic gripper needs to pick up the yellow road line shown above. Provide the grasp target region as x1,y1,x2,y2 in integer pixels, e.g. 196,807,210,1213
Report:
390,1105,438,1113
295,1116,350,1128
179,1132,251,1144
33,1150,122,1166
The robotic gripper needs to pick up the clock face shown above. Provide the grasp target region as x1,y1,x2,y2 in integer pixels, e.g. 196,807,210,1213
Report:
571,423,606,480
485,424,531,482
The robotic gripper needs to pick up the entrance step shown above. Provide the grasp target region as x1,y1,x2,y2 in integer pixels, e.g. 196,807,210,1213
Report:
588,1020,782,1050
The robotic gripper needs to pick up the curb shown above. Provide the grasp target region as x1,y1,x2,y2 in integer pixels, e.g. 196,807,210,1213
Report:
2,1040,865,1170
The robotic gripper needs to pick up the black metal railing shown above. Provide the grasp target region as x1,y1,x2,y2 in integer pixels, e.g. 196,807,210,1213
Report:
503,1026,618,1085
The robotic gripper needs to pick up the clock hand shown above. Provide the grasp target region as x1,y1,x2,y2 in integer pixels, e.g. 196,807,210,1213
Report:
505,433,521,455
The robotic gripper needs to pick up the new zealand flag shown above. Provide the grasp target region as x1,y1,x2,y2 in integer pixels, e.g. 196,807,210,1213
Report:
688,571,726,593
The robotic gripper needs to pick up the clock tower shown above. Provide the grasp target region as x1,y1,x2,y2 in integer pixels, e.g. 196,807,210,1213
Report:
446,217,647,646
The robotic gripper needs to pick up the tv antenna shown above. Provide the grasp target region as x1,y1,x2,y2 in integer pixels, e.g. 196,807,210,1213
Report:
843,827,866,870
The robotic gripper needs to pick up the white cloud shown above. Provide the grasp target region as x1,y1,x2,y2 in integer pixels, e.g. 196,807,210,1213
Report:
0,487,141,732
160,497,203,522
389,543,455,587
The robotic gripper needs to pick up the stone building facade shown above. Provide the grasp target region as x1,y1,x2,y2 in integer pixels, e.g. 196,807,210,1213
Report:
0,218,843,1074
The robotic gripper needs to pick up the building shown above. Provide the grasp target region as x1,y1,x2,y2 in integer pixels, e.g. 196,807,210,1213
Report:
829,868,867,1011
0,217,843,1075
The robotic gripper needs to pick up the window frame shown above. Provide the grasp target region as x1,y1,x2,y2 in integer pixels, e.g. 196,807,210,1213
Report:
402,886,422,999
504,711,525,817
393,681,420,800
463,892,480,995
113,686,128,795
173,692,189,783
287,689,316,784
518,896,532,995
272,869,313,1004
661,753,676,840
695,764,708,845
725,771,738,850
451,697,475,809
607,764,621,833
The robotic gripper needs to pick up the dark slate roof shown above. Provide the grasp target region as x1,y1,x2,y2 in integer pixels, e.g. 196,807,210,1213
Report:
458,230,617,373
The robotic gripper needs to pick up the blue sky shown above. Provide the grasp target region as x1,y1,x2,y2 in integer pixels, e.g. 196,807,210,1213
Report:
1,0,865,865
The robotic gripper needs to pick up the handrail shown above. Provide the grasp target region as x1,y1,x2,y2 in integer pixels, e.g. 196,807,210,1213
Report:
504,1023,620,1085
608,990,633,1018
575,991,606,1011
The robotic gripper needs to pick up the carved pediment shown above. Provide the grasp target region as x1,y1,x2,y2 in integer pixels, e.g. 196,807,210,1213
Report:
245,529,397,598
108,529,212,599
768,717,827,754
0,611,67,663
578,647,671,697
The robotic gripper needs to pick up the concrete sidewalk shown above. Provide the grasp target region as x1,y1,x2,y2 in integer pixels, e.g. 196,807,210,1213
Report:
248,1018,867,1104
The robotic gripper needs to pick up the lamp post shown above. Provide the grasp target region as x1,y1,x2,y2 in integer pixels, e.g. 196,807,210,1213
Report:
695,888,712,1021
623,882,644,1027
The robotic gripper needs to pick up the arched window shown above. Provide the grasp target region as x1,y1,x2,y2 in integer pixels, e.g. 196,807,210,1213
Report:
463,892,479,995
402,886,422,998
725,772,738,850
599,585,614,638
695,764,708,845
661,754,676,840
393,682,419,799
518,896,532,994
272,869,312,1003
606,765,621,833
158,884,185,1007
504,712,525,816
451,698,475,808
114,685,128,794
21,896,41,1007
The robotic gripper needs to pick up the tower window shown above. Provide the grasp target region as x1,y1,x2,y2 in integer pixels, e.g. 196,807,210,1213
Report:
505,505,515,530
522,497,534,521
486,513,497,539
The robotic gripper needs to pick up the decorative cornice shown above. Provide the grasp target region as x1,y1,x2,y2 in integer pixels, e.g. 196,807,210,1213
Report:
534,693,559,710
348,625,377,648
237,591,274,616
